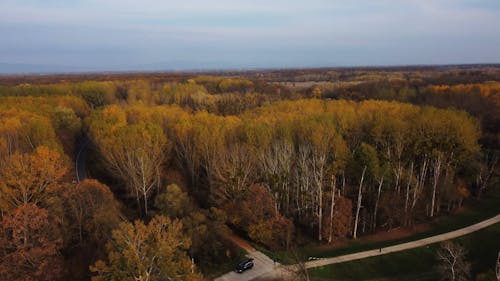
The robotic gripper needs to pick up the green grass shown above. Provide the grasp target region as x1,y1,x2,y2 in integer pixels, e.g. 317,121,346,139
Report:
308,223,500,281
309,246,439,281
283,188,500,263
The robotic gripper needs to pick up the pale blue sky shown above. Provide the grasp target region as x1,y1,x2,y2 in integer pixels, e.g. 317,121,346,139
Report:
1,0,499,72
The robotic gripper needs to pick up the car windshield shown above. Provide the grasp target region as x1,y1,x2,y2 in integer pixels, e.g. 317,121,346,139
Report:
238,259,251,268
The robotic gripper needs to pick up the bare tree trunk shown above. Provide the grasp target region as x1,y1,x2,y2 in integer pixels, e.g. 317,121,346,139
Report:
412,158,428,209
411,158,428,225
373,175,384,230
431,155,442,218
404,162,414,225
477,153,498,199
437,241,471,281
328,177,336,243
143,190,148,216
362,210,366,234
135,187,142,216
311,147,327,241
318,184,323,241
394,163,403,195
353,166,366,239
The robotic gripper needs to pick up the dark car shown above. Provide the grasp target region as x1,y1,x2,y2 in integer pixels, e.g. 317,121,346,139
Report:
235,258,254,273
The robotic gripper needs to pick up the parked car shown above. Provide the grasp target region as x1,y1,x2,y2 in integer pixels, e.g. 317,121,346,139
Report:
235,258,254,273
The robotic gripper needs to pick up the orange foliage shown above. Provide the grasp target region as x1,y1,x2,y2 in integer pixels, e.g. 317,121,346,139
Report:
0,146,67,212
0,204,64,281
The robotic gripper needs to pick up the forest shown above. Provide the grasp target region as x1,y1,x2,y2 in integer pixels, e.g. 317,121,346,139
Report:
0,66,498,281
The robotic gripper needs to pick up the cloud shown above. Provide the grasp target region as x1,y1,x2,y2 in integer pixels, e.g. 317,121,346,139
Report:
0,0,499,71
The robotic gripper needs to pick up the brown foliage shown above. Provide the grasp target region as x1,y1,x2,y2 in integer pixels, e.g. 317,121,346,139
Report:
322,195,353,240
248,216,294,250
63,179,122,245
0,204,64,281
230,184,294,250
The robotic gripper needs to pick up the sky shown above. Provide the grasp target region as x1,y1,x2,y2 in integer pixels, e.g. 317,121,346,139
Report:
1,0,500,72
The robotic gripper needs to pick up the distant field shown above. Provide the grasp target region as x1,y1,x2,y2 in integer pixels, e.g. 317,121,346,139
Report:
271,80,363,89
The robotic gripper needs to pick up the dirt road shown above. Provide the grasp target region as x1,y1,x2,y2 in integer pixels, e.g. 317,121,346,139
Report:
215,214,500,281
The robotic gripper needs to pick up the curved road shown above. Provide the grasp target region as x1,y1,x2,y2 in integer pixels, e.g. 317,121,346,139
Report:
216,214,500,281
304,214,500,269
75,136,90,183
214,235,279,281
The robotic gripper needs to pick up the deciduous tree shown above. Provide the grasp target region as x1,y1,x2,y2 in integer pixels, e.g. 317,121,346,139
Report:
90,115,168,215
0,146,67,212
90,215,202,281
154,183,191,219
0,204,64,281
436,241,471,281
63,179,122,245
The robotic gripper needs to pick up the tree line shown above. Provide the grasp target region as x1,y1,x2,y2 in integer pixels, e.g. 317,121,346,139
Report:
86,99,484,248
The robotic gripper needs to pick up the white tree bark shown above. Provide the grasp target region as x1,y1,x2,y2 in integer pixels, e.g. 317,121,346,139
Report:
412,158,428,211
477,153,498,199
404,162,414,224
353,166,367,239
328,177,336,243
436,241,470,281
431,154,442,218
373,175,384,230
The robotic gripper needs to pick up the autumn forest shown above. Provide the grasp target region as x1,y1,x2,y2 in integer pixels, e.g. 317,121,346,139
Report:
0,66,499,281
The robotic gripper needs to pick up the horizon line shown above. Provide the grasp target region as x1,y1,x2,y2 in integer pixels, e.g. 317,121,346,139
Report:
1,62,500,77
